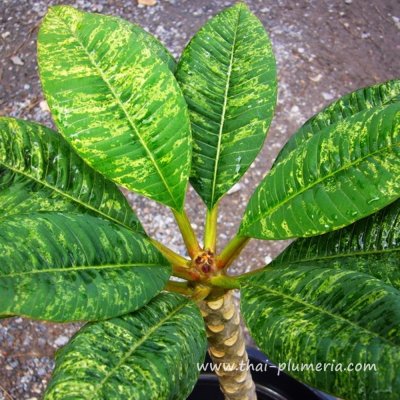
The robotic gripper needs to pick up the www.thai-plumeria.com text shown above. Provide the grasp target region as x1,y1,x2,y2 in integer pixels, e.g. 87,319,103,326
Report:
197,360,377,376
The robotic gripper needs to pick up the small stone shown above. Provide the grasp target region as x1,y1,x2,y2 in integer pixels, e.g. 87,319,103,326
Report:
344,0,352,4
227,183,241,195
39,100,50,112
2,31,10,39
24,84,30,90
361,32,370,39
11,55,24,66
297,47,305,53
32,382,42,393
138,0,157,5
264,255,273,265
193,9,203,16
291,105,300,113
54,335,69,347
310,73,322,82
322,92,335,101
392,16,400,30
260,7,269,13
32,385,42,394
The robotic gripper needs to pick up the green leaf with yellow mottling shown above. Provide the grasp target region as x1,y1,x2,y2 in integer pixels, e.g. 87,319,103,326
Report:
241,266,400,400
275,79,400,165
38,6,191,211
274,199,400,289
240,102,400,239
45,292,207,399
129,22,176,73
0,213,170,322
176,3,276,209
0,117,143,232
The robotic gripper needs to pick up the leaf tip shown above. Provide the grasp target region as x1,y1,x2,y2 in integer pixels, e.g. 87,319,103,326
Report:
44,4,75,17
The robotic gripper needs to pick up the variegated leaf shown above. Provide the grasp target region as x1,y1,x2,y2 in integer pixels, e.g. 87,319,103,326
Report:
45,292,207,399
129,22,176,73
0,117,143,232
274,199,400,289
240,102,400,239
38,6,191,211
275,79,400,165
176,3,277,209
0,213,170,322
241,266,400,400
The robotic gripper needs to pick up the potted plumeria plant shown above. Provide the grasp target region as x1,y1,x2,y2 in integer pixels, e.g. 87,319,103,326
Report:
0,3,399,399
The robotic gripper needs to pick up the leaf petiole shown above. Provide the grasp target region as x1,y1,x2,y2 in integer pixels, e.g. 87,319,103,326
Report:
164,280,194,296
204,203,218,253
217,235,250,270
172,265,200,281
209,274,240,289
172,209,201,258
149,238,190,267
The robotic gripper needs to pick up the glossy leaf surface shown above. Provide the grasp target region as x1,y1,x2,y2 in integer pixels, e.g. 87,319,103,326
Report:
240,103,400,239
274,199,400,289
45,293,207,399
129,23,176,73
275,79,400,164
176,3,277,208
241,266,400,399
38,6,191,210
0,213,170,322
0,117,143,232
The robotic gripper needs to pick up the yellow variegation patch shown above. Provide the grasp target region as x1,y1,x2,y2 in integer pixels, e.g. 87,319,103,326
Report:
38,6,191,211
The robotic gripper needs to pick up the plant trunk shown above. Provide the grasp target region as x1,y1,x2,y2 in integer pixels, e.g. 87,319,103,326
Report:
199,290,257,400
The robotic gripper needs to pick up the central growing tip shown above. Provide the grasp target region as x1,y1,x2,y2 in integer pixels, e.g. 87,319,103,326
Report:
193,249,217,277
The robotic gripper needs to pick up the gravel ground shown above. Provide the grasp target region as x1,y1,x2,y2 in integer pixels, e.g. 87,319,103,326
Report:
0,0,399,398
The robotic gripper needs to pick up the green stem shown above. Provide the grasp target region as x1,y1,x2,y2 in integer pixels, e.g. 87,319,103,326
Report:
165,280,193,296
192,284,212,302
150,238,190,267
204,204,218,253
172,209,201,258
172,265,200,281
217,235,250,270
209,274,240,289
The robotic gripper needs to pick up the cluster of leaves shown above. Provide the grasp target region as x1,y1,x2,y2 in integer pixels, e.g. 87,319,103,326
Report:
0,3,399,399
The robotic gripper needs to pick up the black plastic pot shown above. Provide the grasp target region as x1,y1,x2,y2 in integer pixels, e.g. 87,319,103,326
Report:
188,348,335,400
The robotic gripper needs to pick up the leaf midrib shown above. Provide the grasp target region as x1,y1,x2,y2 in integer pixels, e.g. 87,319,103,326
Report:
279,247,400,266
91,301,188,397
245,139,399,232
0,263,164,278
52,14,179,210
210,4,242,206
0,160,138,233
246,281,400,348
